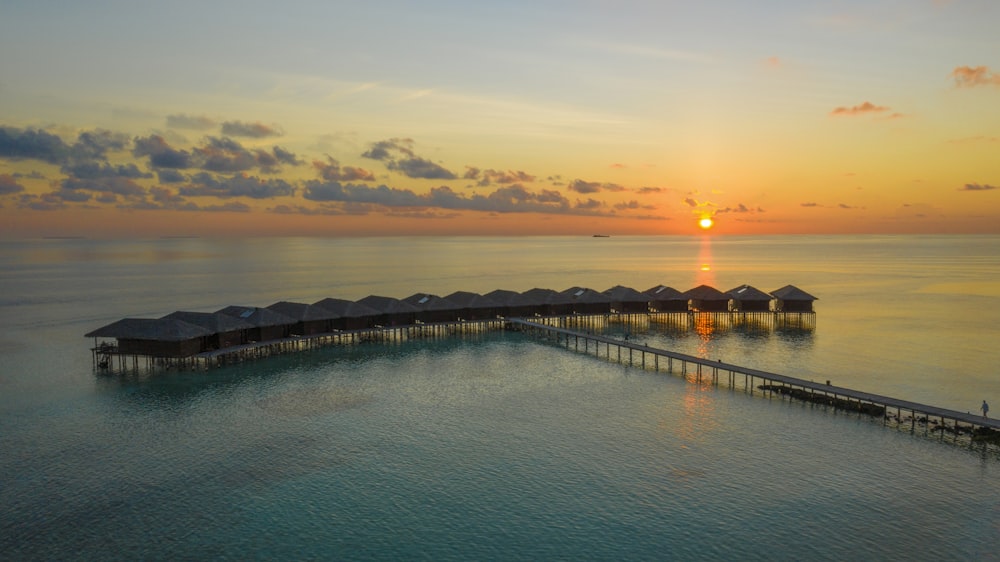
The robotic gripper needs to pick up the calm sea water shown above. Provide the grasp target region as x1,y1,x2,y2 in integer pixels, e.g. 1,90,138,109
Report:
2,235,999,560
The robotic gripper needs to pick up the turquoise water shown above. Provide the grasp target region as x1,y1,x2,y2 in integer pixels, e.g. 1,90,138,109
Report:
2,235,999,559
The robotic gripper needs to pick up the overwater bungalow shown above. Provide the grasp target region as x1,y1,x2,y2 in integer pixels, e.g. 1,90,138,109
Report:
770,285,819,312
561,287,613,315
442,291,502,321
521,287,560,316
356,295,420,326
85,317,211,358
161,311,255,349
682,284,729,312
401,293,458,324
216,305,296,342
484,289,539,318
725,285,772,312
312,298,380,330
643,285,688,312
266,301,337,336
604,285,650,313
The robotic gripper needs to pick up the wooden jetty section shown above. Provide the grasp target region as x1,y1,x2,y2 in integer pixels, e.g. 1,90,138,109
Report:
508,318,1000,437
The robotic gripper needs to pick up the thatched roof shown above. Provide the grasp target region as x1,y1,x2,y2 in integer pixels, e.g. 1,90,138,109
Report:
216,306,295,327
401,293,457,312
519,288,554,305
681,284,727,300
484,289,536,307
266,301,338,321
604,285,648,302
643,285,684,299
442,291,501,309
312,298,380,318
356,295,421,314
85,318,211,341
725,284,772,302
770,285,818,301
561,286,611,304
162,311,255,332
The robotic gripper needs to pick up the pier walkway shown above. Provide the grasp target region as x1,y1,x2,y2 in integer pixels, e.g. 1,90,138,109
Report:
508,318,1000,434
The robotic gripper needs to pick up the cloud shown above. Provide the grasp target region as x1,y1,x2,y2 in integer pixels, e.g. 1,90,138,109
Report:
362,138,414,161
568,179,626,194
61,176,146,197
0,126,71,164
73,129,129,160
950,66,1000,88
635,186,665,194
614,200,656,211
272,146,301,166
800,202,820,207
220,120,283,138
149,186,187,205
166,114,216,130
269,204,349,216
200,201,252,212
62,161,151,180
196,137,258,172
301,180,626,217
134,135,299,173
16,192,67,210
52,187,94,202
157,169,186,184
830,101,890,116
387,157,457,180
716,203,764,214
570,180,602,194
313,157,375,182
133,135,193,168
0,126,129,164
179,172,295,199
303,181,424,206
959,183,997,191
467,168,536,186
838,203,862,209
0,174,26,195
575,198,604,210
385,209,461,220
361,138,456,179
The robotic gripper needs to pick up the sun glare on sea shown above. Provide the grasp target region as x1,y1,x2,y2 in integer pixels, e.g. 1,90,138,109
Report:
698,217,714,230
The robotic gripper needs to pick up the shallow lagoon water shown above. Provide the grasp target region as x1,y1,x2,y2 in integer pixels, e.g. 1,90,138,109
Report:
2,235,999,559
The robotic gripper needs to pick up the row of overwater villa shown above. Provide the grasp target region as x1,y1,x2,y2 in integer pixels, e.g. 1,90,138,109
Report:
86,283,817,371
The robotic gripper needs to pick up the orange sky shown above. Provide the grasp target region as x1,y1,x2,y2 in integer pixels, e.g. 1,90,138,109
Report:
2,1,998,237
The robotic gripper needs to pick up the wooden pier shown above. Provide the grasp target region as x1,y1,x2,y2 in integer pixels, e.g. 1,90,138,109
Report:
508,318,1000,437
90,307,999,446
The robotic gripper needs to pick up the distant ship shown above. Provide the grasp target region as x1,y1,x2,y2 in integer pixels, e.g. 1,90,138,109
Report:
592,234,610,238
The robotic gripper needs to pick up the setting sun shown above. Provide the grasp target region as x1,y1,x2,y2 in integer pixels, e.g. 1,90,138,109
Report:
699,217,715,230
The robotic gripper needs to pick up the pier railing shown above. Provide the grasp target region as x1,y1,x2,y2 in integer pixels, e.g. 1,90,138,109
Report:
507,318,1000,436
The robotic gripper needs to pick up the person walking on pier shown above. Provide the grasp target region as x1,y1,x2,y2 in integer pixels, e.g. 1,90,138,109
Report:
983,400,990,419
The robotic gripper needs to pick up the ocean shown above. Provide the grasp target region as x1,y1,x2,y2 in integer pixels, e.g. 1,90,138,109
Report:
1,235,999,560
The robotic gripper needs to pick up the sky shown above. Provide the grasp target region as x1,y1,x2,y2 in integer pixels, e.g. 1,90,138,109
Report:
1,0,999,237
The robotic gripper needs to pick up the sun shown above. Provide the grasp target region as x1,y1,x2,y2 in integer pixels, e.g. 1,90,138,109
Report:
698,217,715,230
